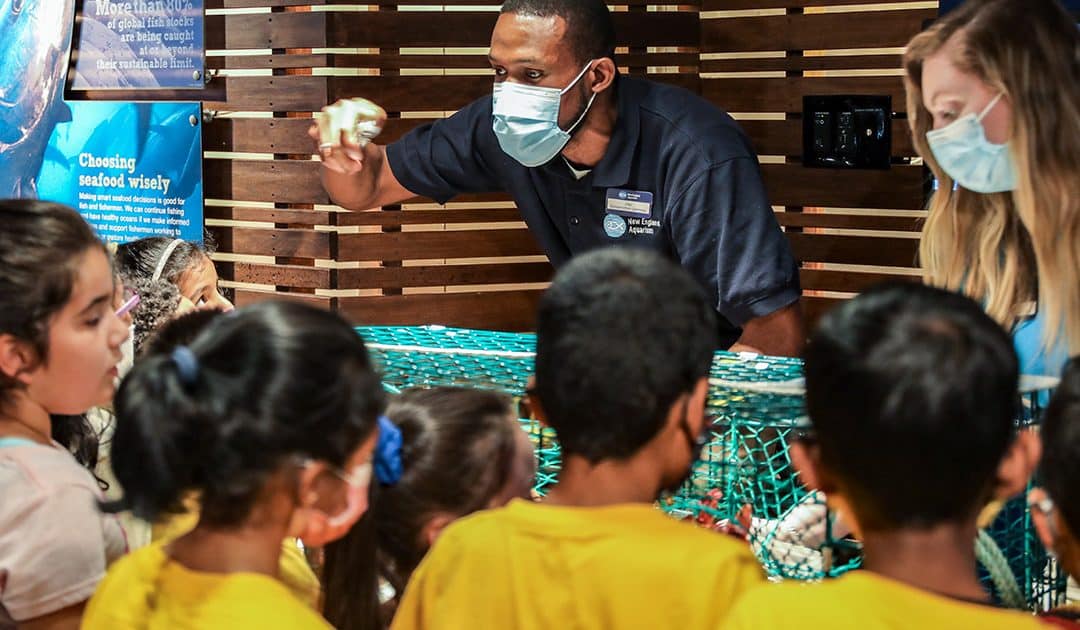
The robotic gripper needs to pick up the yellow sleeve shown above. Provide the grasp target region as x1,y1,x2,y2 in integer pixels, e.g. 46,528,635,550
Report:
388,550,433,630
278,539,321,609
718,586,773,630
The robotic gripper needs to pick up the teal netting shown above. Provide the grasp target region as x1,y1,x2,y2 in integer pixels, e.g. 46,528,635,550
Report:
359,325,1063,609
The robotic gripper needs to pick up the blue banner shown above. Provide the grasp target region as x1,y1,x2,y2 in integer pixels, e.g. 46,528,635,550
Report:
71,0,205,90
36,101,204,244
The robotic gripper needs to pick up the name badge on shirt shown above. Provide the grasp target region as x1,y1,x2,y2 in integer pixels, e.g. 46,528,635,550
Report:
605,189,654,217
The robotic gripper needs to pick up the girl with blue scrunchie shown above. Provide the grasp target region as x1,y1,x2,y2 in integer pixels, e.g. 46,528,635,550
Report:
82,301,386,629
322,387,538,630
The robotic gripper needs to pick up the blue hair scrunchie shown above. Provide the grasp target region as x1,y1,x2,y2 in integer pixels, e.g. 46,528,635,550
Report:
171,346,199,387
374,415,404,486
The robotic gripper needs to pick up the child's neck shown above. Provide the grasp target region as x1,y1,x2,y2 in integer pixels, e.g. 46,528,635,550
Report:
861,521,989,602
543,454,661,507
0,395,53,446
167,519,288,579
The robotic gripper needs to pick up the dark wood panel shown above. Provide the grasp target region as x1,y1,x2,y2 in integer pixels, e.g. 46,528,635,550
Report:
340,290,544,331
800,294,845,330
219,262,332,288
210,76,327,112
208,11,698,51
703,54,902,74
209,225,333,259
338,208,524,227
204,159,325,204
339,262,553,289
206,206,332,225
799,268,918,293
233,288,334,309
704,76,906,113
204,117,317,155
741,118,916,157
777,212,922,232
786,233,919,267
702,9,934,53
762,164,926,210
339,229,543,262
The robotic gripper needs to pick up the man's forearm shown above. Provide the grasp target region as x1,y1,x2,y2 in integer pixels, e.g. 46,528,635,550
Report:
730,302,806,357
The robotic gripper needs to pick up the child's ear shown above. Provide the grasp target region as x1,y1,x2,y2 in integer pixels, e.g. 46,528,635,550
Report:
0,335,37,386
790,440,828,493
421,513,456,548
992,430,1041,501
525,376,550,429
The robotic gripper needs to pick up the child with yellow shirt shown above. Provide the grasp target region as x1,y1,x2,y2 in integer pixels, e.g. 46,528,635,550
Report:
82,302,387,629
391,247,765,630
723,283,1048,629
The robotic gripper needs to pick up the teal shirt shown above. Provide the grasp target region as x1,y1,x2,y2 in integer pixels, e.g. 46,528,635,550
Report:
1013,307,1068,377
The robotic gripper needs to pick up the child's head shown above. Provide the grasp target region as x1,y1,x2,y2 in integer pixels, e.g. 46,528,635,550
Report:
532,247,717,489
1032,357,1080,580
110,301,384,544
0,200,128,418
114,236,233,352
323,386,535,629
798,282,1038,534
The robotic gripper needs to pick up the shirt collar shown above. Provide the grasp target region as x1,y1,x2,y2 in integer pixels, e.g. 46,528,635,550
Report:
591,76,641,188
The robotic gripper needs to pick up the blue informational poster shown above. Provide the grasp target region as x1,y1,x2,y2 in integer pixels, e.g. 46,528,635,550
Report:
71,0,205,90
36,101,204,244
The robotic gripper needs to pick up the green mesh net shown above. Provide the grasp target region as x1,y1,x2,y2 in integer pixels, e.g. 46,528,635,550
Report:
359,325,1063,609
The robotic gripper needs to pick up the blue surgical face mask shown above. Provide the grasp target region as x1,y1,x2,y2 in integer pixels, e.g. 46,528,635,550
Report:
926,92,1017,194
492,62,596,167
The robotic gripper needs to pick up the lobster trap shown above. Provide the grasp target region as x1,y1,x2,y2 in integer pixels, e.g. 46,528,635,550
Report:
359,325,1064,609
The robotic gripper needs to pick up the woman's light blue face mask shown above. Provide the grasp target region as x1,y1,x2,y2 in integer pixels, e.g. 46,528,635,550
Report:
491,61,596,167
926,92,1018,194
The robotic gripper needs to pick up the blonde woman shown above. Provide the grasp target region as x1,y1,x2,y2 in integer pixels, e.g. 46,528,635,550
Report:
903,0,1079,378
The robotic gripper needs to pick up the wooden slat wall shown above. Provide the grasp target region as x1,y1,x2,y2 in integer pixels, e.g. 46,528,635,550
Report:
701,1,933,324
202,1,932,331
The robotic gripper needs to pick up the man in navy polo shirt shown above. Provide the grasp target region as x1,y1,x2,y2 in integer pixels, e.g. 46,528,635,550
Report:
313,0,804,356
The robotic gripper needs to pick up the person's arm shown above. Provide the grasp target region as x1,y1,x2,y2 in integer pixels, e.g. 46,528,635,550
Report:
310,97,504,212
306,124,417,211
667,156,804,357
730,302,805,357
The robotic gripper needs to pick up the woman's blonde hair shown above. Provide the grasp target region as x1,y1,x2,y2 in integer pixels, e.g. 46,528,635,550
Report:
903,0,1080,354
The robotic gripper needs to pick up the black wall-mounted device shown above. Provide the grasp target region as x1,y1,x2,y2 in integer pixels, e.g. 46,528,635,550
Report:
803,95,892,170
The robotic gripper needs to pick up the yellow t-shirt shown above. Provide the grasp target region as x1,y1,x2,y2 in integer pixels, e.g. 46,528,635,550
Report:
81,542,330,630
722,571,1053,629
151,495,321,609
391,499,764,630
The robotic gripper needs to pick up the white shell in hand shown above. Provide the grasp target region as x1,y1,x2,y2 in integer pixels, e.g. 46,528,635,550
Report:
317,98,386,148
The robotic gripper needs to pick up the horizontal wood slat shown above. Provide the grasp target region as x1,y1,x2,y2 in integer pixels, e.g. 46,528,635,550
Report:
786,233,918,267
208,11,698,51
701,9,935,53
702,54,902,74
799,268,918,294
339,262,553,290
205,158,925,210
704,76,906,113
205,116,918,159
762,164,925,210
208,52,699,72
208,225,333,259
341,290,544,332
704,0,928,8
777,212,922,232
211,74,700,113
339,229,542,261
220,261,332,288
233,288,334,309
